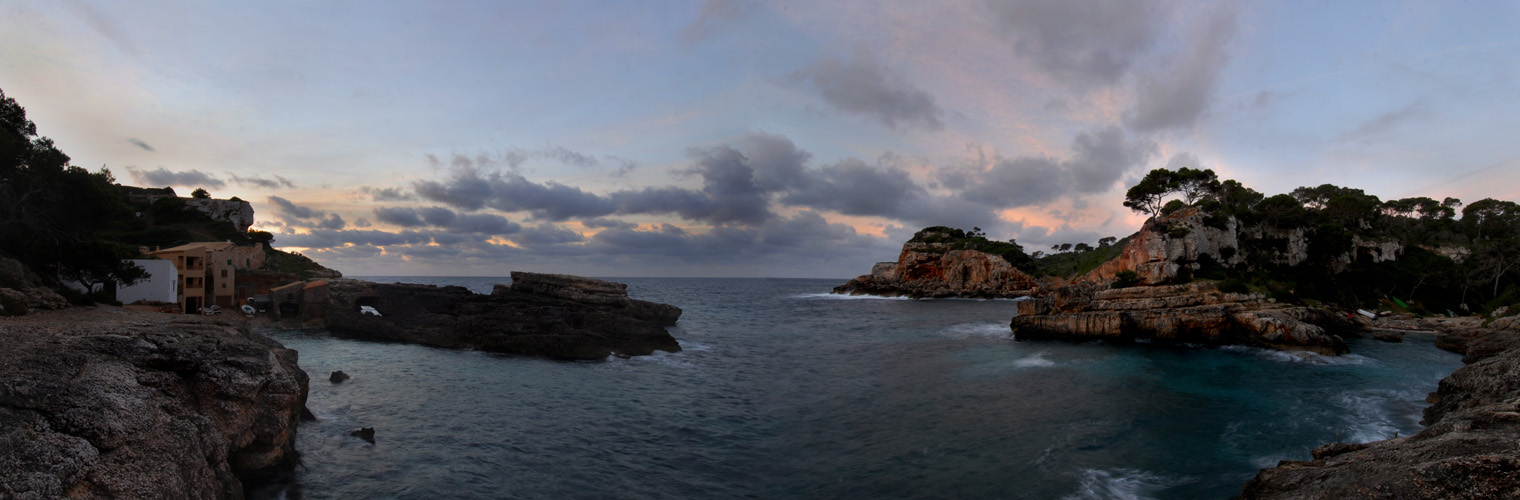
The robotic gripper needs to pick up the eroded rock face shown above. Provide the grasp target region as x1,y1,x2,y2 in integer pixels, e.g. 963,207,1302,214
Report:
1010,282,1353,355
1238,324,1520,499
323,274,682,360
0,307,309,499
833,241,1040,299
185,198,256,232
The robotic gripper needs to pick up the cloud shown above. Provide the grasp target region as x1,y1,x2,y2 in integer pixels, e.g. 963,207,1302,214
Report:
126,138,155,152
781,157,923,217
373,207,425,227
582,217,638,230
125,167,225,189
229,173,296,189
361,186,415,202
793,50,946,131
988,0,1165,88
515,224,586,246
1338,102,1431,142
1124,6,1237,132
682,0,751,45
371,206,521,236
266,195,322,225
961,126,1155,206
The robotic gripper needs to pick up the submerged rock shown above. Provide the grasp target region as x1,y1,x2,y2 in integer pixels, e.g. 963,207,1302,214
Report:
1010,282,1354,355
323,272,682,360
349,427,375,443
330,370,350,383
0,307,310,498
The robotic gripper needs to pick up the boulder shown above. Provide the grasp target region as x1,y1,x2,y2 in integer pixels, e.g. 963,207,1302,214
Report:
0,307,309,499
329,370,350,383
323,274,682,360
349,427,375,443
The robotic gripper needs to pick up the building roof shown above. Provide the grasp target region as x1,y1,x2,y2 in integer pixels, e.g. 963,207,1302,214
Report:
303,280,329,290
151,241,237,255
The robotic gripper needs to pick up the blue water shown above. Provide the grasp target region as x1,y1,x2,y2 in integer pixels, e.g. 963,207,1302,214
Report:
256,277,1462,499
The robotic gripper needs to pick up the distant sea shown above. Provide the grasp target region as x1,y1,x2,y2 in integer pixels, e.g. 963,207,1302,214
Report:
253,277,1462,500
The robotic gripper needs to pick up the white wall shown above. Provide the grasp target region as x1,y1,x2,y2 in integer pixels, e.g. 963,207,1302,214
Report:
115,259,178,304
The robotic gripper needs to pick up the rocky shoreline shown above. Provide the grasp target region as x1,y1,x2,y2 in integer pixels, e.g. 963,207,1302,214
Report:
0,307,310,499
1238,319,1520,498
1012,281,1359,355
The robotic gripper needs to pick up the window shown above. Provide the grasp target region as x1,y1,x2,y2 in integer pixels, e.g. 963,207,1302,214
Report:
221,270,228,278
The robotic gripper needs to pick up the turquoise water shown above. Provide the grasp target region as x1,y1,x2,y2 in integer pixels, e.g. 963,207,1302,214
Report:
255,277,1462,499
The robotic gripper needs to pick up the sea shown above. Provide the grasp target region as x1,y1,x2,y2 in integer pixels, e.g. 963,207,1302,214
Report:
252,277,1463,500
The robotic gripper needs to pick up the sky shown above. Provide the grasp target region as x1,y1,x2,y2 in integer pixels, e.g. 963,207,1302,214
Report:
2,0,1518,278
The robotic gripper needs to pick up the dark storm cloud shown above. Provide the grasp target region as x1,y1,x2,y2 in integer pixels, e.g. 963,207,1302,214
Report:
316,214,346,231
515,224,587,246
126,138,155,152
987,0,1164,88
371,206,520,235
230,173,295,189
793,50,946,131
1125,6,1237,132
125,167,225,189
582,217,638,230
361,186,416,202
781,158,923,217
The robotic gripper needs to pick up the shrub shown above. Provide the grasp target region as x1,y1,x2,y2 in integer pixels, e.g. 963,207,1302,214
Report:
1114,270,1142,288
1218,278,1250,294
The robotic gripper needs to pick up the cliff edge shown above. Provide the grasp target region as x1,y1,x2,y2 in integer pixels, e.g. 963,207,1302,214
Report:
0,307,310,499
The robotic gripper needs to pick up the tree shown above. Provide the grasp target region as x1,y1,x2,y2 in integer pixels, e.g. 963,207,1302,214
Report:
1074,243,1094,252
1174,167,1221,205
191,188,210,199
1256,194,1307,229
1059,243,1073,252
1123,168,1178,216
1098,236,1117,247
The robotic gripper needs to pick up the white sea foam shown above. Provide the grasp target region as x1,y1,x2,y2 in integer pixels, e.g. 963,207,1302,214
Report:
938,322,1011,339
1218,345,1375,366
1062,468,1190,500
791,292,912,301
1012,353,1057,368
1332,388,1424,443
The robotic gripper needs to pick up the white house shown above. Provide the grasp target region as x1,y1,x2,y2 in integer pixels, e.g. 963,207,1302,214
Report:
115,259,179,304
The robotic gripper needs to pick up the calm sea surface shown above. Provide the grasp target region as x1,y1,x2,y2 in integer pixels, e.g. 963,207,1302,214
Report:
253,277,1462,500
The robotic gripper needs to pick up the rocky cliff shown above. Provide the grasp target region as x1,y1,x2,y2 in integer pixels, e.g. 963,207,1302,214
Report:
0,307,309,499
1239,322,1520,498
1082,208,1405,285
833,234,1040,299
322,272,682,360
1011,282,1356,355
185,198,256,233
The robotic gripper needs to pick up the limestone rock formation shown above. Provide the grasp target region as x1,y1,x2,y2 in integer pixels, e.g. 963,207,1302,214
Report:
1010,282,1355,355
1239,324,1520,498
322,273,682,360
833,235,1040,299
186,198,256,232
1081,208,1406,285
0,307,309,499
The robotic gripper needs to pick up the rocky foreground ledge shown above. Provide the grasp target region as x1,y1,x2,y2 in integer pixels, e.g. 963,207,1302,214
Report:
1239,321,1520,498
0,307,309,499
323,272,682,360
1012,282,1358,355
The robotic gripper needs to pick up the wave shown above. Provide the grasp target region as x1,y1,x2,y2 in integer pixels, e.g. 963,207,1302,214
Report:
1332,388,1426,443
791,292,911,301
938,322,1010,339
1218,345,1375,366
1062,468,1191,500
1012,353,1057,368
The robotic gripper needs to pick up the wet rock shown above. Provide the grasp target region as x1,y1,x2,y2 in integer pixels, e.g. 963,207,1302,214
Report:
323,273,681,361
349,427,375,443
329,370,350,383
833,230,1039,299
1372,330,1405,342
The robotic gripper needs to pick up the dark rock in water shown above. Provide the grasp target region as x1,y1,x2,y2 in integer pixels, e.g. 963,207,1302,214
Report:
1010,282,1353,355
1239,321,1520,499
323,272,682,361
330,370,350,383
0,307,309,498
350,427,375,443
1372,330,1405,342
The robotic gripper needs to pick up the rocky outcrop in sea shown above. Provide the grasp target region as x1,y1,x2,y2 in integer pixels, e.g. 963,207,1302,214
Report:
0,307,309,499
1011,281,1357,355
1239,321,1520,498
833,232,1040,299
322,272,682,360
